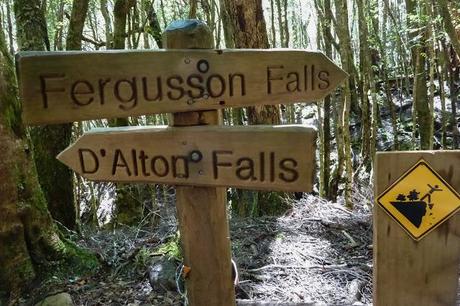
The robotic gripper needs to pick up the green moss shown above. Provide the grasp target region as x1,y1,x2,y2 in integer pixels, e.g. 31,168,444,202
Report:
63,239,100,274
37,237,100,283
153,234,182,261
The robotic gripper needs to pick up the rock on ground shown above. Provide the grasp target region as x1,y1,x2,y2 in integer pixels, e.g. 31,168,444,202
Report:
35,292,74,306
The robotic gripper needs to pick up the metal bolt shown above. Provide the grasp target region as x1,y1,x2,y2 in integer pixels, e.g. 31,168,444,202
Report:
189,150,203,162
197,59,209,73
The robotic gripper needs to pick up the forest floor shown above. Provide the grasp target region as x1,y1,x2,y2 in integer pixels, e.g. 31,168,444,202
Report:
22,186,374,306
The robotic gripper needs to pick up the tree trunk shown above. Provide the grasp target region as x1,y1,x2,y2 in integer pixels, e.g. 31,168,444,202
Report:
332,0,359,121
438,0,460,59
110,0,146,226
219,0,234,48
426,0,436,148
412,1,431,150
223,0,286,216
333,0,353,209
6,0,15,55
270,0,276,47
46,0,89,230
67,0,89,50
144,0,163,48
379,0,399,150
15,0,76,230
0,12,87,302
282,0,289,47
276,0,284,47
189,0,198,19
101,0,113,47
53,1,65,51
357,0,371,164
223,0,280,125
447,45,460,148
315,0,333,199
438,42,448,148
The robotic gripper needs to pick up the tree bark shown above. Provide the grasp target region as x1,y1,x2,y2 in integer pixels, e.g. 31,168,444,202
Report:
110,0,146,225
270,0,276,47
66,0,89,50
15,0,76,230
0,12,76,301
101,0,113,48
282,0,289,47
223,0,280,125
315,0,333,199
333,0,353,209
5,0,15,55
53,1,65,51
144,0,163,48
412,1,431,150
223,0,286,216
375,0,399,150
447,44,460,148
276,0,284,47
438,0,460,59
357,0,371,163
219,0,234,48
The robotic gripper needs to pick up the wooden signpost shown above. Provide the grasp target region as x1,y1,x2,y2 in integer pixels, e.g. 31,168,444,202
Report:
57,125,316,192
374,151,460,306
17,19,346,306
17,49,347,125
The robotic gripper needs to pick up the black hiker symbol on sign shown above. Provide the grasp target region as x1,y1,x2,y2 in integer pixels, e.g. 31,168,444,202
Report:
391,184,442,228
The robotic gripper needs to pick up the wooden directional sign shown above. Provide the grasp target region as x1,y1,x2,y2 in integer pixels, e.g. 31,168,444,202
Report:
57,125,316,192
17,49,347,125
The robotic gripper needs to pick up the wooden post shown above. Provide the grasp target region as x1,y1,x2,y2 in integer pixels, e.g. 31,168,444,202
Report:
374,151,460,306
163,20,236,306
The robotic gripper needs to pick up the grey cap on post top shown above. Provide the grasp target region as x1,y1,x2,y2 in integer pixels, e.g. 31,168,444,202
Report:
162,19,214,49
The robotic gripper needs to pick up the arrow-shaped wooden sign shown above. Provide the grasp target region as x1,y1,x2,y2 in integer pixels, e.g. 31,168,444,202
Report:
17,49,347,125
57,125,316,192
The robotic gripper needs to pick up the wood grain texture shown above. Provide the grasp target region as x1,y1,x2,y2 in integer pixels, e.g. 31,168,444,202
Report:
166,19,236,306
169,109,223,126
175,186,235,305
16,49,347,125
57,125,316,192
374,151,460,306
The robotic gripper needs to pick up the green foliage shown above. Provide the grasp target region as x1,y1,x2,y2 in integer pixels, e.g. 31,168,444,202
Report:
36,237,99,285
133,246,154,271
154,234,182,260
230,189,291,217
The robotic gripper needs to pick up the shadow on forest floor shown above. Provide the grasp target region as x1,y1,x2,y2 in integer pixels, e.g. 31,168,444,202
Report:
17,187,374,306
230,191,373,305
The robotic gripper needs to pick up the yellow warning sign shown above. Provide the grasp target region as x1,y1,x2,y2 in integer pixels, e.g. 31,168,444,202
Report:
377,159,460,241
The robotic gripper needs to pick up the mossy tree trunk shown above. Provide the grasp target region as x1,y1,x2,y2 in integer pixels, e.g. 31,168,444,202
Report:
0,15,71,302
333,0,353,209
314,0,333,199
143,0,163,48
438,0,460,59
357,0,371,164
14,0,76,230
447,45,460,149
412,1,431,150
223,0,288,217
110,0,148,226
62,0,90,227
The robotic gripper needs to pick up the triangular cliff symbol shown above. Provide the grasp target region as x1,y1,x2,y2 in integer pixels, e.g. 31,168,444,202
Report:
390,184,442,228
